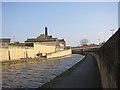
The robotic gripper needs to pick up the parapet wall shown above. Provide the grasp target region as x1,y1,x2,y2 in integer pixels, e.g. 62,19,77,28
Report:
92,28,120,88
46,49,72,59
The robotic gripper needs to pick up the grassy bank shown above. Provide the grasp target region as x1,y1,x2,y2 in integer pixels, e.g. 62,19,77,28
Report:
1,54,72,65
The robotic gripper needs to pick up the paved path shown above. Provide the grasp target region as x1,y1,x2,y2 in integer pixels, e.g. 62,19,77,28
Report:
40,55,102,88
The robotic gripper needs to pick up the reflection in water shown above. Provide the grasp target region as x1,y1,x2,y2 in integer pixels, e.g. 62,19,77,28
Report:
2,54,84,88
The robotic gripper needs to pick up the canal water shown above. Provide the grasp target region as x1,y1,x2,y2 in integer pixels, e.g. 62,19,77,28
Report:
2,54,84,89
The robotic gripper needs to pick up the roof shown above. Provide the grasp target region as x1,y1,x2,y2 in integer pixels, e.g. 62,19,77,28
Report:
25,38,65,43
0,38,11,42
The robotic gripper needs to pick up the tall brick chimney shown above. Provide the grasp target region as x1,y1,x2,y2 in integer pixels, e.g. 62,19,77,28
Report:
45,27,48,36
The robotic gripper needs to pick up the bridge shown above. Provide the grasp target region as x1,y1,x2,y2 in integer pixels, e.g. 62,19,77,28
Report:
71,45,101,54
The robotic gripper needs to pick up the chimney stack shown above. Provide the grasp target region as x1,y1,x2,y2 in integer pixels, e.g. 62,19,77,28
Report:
45,27,48,36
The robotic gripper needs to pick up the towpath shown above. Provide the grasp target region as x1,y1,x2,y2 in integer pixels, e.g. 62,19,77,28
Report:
40,55,102,88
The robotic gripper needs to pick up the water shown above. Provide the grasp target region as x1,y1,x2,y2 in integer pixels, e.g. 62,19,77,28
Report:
2,54,84,89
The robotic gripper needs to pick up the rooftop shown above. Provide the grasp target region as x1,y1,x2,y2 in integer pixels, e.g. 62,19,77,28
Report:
25,27,65,43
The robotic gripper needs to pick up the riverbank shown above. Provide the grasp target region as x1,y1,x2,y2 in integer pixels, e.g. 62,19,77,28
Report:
39,54,102,88
1,54,72,65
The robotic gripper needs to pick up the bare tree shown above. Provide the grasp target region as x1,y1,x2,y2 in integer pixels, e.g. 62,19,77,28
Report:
80,39,89,46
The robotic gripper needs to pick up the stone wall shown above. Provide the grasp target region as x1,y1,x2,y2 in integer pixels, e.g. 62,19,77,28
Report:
0,46,35,61
91,53,117,88
33,42,56,55
0,42,62,61
91,28,120,88
46,49,72,59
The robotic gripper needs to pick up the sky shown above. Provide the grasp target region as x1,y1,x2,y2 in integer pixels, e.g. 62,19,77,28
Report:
118,2,120,28
2,2,118,46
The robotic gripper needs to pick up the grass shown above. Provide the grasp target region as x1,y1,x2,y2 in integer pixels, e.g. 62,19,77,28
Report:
1,54,72,65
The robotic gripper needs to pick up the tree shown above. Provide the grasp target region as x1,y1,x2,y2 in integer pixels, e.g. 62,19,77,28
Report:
80,39,89,46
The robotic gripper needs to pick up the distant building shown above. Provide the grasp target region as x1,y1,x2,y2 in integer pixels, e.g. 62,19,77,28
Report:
0,27,71,61
0,38,11,45
25,27,66,48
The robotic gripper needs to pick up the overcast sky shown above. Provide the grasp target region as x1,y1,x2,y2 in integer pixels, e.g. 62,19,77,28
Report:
2,2,118,46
